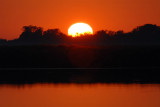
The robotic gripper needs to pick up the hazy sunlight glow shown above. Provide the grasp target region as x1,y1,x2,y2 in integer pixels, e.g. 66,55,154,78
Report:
68,23,93,37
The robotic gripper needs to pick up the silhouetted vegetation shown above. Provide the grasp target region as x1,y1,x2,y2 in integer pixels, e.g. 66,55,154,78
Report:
0,24,160,68
1,24,160,45
0,69,160,84
0,39,7,45
0,24,160,84
19,25,43,41
0,45,160,68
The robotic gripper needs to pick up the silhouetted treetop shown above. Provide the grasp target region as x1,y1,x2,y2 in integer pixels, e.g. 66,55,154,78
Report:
44,29,60,37
0,39,7,45
1,24,160,46
43,29,67,43
23,25,43,33
19,25,43,41
132,24,160,34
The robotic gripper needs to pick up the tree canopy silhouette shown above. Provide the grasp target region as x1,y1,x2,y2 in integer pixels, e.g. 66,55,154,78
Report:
19,25,43,41
1,24,160,46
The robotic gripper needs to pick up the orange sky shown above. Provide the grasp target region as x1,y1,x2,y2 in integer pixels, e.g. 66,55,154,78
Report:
0,0,160,40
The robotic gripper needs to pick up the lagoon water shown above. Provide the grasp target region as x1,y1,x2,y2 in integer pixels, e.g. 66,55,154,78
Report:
0,84,160,107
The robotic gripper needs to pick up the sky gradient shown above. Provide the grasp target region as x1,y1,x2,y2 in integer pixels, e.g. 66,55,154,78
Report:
0,0,160,40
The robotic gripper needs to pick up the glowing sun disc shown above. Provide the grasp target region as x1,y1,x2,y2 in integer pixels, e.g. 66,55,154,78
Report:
68,23,93,37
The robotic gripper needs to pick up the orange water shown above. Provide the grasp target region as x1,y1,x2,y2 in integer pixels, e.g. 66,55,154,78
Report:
0,84,160,107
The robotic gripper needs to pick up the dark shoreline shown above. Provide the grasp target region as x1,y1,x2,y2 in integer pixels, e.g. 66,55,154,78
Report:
0,68,160,84
1,45,160,68
0,45,160,84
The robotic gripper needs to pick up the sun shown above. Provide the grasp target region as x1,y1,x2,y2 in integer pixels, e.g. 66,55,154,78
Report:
68,23,93,37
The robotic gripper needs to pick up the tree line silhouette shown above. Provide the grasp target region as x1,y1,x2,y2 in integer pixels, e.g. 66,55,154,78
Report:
0,24,160,69
0,24,160,45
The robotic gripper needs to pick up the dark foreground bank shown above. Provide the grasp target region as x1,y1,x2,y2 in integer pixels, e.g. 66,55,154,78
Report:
0,68,160,84
0,45,160,68
0,45,160,84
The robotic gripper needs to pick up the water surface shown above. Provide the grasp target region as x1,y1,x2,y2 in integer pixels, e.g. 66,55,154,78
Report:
0,84,160,107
